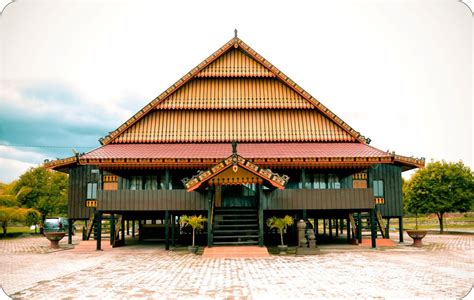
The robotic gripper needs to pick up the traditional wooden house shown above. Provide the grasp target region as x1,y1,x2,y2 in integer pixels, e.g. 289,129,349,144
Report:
46,32,424,250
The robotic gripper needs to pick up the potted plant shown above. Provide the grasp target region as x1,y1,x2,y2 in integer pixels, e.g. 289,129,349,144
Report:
267,215,294,254
404,182,428,247
179,214,207,254
405,211,428,247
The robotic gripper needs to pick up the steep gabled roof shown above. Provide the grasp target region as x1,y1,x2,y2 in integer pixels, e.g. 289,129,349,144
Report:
100,35,366,145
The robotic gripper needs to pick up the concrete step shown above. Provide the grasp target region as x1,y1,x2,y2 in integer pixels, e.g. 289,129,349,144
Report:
214,224,258,228
213,235,258,239
214,230,258,236
202,246,269,258
213,241,258,245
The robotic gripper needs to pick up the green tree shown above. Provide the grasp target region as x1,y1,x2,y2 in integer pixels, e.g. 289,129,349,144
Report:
13,167,68,224
0,206,29,236
266,215,294,246
179,215,207,247
25,209,41,233
404,161,474,233
0,182,36,236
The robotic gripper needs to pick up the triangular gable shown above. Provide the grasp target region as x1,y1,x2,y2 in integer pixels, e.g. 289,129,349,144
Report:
101,35,366,145
196,48,274,77
182,152,289,192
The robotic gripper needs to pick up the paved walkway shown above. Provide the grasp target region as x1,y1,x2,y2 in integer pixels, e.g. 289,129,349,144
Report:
0,232,473,299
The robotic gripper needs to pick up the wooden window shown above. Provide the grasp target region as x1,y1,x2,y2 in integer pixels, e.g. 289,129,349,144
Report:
373,180,384,197
313,174,326,189
242,183,257,196
302,173,341,190
144,175,158,190
129,176,143,190
86,183,98,200
327,174,341,189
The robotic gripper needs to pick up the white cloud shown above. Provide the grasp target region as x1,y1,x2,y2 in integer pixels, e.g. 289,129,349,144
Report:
0,157,37,183
0,145,46,164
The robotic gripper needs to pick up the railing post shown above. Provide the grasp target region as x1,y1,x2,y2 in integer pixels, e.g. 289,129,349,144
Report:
258,185,264,247
207,187,214,247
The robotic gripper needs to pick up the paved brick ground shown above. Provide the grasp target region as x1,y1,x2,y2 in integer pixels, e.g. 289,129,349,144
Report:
1,232,473,299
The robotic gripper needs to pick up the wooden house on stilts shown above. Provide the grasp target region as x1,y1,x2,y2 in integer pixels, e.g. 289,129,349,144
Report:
46,32,424,250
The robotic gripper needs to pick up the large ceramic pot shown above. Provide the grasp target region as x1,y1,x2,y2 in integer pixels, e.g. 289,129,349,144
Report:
44,232,66,249
278,245,288,254
188,246,198,254
406,230,427,247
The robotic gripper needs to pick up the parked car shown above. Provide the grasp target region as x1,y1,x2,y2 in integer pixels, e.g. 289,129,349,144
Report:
43,218,76,235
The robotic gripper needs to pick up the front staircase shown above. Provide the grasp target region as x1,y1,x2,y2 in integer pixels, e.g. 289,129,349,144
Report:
212,207,259,245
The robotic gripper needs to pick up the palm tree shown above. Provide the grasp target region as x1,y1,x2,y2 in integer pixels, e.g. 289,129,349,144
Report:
179,214,207,247
267,215,294,246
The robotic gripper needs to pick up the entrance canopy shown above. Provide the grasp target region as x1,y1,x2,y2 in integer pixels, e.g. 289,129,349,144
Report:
182,145,289,192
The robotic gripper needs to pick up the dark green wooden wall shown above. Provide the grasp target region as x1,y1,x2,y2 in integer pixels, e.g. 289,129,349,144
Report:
68,165,97,219
368,164,403,217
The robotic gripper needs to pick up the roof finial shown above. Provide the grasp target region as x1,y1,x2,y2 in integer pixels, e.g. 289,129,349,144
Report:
232,140,237,155
234,28,238,38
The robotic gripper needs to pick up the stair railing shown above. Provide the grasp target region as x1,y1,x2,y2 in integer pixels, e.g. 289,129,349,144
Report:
375,209,387,238
85,213,95,240
348,213,357,239
209,191,215,245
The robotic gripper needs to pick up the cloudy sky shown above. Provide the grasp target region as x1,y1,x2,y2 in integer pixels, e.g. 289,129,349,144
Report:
0,0,472,183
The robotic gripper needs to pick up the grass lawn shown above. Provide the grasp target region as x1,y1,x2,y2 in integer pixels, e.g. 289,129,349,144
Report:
403,212,474,231
0,225,40,239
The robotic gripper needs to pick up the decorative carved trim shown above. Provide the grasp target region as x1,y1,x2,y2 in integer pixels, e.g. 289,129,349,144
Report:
182,152,289,191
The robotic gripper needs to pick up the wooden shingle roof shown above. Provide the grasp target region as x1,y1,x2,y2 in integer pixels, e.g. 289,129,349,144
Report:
100,35,367,145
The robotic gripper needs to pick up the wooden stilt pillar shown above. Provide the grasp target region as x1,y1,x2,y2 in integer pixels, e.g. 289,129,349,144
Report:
68,218,73,244
110,214,115,245
165,210,170,250
340,219,343,234
386,218,390,239
346,217,351,242
315,219,319,236
121,217,125,245
329,219,333,238
370,209,377,248
126,220,129,235
96,212,102,251
323,219,327,235
357,213,362,243
171,214,175,247
399,217,404,243
132,220,135,238
335,219,339,237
